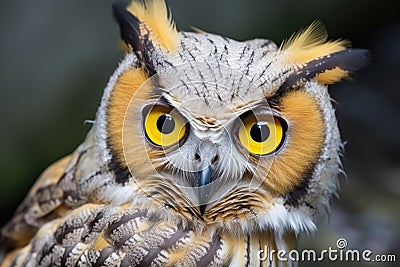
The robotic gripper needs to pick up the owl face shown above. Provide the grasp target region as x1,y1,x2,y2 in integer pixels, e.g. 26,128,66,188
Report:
95,0,368,234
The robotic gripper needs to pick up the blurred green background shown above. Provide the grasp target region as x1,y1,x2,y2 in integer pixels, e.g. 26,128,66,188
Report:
0,0,398,266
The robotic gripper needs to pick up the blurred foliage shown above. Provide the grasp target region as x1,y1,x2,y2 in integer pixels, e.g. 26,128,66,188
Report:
0,0,399,266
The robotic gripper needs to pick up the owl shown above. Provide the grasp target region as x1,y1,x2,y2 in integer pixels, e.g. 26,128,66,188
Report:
0,0,368,266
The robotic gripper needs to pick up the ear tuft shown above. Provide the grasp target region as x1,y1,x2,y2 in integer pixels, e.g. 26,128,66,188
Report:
281,21,350,65
278,48,370,91
128,0,179,52
113,3,143,54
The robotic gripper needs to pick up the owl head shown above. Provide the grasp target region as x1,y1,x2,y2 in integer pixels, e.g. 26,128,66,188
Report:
94,0,368,235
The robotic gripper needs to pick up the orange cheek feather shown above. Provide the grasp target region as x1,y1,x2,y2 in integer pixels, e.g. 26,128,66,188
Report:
107,68,149,166
264,90,325,195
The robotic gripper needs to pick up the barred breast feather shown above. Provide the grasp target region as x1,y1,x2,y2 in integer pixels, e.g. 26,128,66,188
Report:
2,203,295,266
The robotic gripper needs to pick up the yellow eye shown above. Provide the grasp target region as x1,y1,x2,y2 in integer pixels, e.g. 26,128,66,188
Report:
238,114,285,155
144,105,187,147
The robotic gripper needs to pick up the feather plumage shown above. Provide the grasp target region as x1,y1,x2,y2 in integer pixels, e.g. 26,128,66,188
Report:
281,20,350,64
127,0,179,51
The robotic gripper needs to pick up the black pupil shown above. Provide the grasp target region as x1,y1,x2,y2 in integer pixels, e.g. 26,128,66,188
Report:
157,114,175,134
250,122,270,143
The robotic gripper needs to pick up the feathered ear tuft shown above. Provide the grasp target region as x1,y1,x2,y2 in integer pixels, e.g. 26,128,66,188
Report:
279,48,370,91
281,21,350,65
113,3,143,54
127,0,179,52
113,3,157,75
112,1,179,74
114,1,178,75
278,21,370,89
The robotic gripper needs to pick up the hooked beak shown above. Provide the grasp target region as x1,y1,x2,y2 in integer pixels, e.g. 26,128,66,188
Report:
194,139,217,216
196,162,214,216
